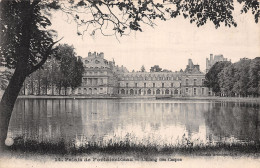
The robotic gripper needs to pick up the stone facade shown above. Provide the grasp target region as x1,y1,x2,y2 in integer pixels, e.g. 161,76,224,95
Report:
117,72,182,96
75,52,212,97
77,52,118,95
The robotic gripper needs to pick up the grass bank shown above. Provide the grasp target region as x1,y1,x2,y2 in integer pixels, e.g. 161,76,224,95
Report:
4,137,260,157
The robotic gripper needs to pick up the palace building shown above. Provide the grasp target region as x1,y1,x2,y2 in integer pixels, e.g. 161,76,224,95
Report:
206,54,229,73
75,52,212,97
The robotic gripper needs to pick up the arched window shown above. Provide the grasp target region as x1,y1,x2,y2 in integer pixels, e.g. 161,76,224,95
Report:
121,89,125,94
130,89,134,95
174,89,178,95
147,89,151,95
165,89,169,94
156,89,160,95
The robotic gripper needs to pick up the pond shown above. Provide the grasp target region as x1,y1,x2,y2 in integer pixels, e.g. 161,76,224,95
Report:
8,98,260,147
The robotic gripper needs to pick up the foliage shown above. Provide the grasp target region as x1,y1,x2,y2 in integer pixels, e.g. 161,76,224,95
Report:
55,0,260,38
162,69,172,72
0,0,58,71
0,0,259,148
24,44,84,95
206,58,260,97
150,65,162,72
248,57,260,96
204,61,231,95
58,44,84,93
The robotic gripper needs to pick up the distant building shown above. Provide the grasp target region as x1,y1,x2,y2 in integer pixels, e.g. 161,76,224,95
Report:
78,52,121,95
206,54,229,73
74,52,212,97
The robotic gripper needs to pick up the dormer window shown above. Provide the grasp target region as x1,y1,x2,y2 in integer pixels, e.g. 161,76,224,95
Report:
85,60,89,64
95,60,100,64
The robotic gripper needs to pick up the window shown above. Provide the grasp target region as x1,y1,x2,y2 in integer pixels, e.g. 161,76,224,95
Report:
174,89,178,95
202,79,205,85
165,89,169,94
126,83,128,87
186,79,189,85
194,79,197,86
144,83,146,87
153,83,155,87
147,89,151,95
171,83,173,87
162,83,164,88
121,89,125,94
194,88,197,95
156,89,160,95
202,88,204,95
186,88,188,93
135,83,137,87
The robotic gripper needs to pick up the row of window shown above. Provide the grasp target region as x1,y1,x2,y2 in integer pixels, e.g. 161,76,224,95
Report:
84,71,108,75
120,89,179,95
185,78,205,85
120,76,180,81
85,60,108,65
121,82,177,88
185,87,206,95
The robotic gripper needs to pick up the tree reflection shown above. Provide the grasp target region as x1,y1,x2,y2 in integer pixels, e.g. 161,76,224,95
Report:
204,101,260,142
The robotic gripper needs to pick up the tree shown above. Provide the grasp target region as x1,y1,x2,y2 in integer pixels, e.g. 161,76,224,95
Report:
0,0,259,150
218,64,236,97
232,58,251,97
57,44,84,95
0,0,61,149
21,45,84,96
71,57,84,91
248,57,260,97
140,65,146,72
162,69,172,72
150,65,162,72
205,61,231,95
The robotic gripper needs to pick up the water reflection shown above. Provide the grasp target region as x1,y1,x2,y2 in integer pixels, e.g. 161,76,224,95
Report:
204,101,260,143
8,99,260,146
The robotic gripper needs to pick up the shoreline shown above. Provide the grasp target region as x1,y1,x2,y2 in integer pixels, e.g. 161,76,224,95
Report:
16,95,260,102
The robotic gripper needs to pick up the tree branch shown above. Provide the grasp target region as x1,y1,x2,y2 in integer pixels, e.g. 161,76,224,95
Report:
27,37,63,75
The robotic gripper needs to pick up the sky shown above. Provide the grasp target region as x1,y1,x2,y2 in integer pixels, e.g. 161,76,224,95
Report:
50,2,260,72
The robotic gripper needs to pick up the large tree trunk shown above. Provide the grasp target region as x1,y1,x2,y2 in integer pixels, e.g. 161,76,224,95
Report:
0,68,26,150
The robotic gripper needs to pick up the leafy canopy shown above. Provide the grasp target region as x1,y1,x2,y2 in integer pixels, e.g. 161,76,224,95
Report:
0,0,259,71
0,0,58,73
52,0,259,37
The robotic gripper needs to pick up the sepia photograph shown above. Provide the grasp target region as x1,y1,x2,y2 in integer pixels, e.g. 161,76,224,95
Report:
0,0,260,167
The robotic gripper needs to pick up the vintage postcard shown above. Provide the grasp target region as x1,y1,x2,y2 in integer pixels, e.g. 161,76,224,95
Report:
0,0,259,168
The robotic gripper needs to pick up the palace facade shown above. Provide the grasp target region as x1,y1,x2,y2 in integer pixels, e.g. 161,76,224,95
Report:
75,52,212,97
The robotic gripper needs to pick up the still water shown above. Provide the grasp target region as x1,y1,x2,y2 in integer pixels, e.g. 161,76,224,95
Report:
8,99,260,146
